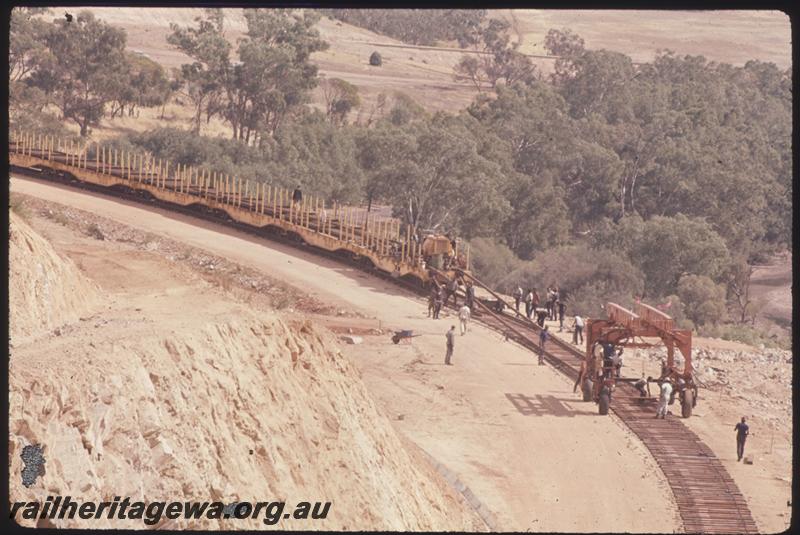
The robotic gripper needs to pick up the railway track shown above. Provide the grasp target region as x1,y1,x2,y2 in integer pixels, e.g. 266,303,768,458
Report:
439,276,760,534
9,144,760,534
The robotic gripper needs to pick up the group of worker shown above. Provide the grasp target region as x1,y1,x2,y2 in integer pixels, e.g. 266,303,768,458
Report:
510,285,585,346
428,278,475,322
427,278,475,366
511,285,574,331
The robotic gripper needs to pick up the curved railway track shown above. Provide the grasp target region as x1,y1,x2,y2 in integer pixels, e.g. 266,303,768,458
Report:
9,143,760,534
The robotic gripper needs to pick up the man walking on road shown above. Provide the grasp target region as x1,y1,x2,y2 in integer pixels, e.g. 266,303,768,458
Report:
735,416,750,461
656,379,673,418
538,326,549,365
458,304,471,335
445,325,456,365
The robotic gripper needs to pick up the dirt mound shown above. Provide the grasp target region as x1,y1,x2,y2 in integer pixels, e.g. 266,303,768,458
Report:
9,212,101,343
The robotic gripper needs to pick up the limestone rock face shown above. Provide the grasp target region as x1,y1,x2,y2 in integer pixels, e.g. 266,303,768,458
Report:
9,212,101,342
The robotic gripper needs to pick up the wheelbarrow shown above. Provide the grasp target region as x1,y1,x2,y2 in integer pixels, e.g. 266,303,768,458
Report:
391,329,421,344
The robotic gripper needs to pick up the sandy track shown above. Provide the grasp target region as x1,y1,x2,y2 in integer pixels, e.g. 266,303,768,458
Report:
11,175,679,531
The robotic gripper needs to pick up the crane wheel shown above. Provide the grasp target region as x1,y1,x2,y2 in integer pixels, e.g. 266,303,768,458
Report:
582,379,593,402
682,390,694,418
599,393,610,415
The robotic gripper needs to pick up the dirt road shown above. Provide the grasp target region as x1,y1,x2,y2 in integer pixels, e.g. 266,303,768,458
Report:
11,175,679,531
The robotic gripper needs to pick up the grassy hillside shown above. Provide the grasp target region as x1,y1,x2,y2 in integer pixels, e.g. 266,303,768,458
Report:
57,8,790,120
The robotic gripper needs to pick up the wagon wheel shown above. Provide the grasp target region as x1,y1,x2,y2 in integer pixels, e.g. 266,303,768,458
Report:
599,393,610,415
582,379,593,402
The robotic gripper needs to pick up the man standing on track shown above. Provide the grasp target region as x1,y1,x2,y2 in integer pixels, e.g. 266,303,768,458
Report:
445,325,456,365
458,303,471,335
513,286,523,313
557,300,566,331
536,308,547,328
735,416,750,461
524,289,533,318
656,379,672,418
545,287,553,319
538,326,549,365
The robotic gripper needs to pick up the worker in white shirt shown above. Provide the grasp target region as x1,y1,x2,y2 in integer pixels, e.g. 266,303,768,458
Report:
458,304,472,335
573,315,584,345
656,379,673,419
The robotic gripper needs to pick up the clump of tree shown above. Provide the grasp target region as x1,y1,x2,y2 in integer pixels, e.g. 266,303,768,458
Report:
454,19,538,92
167,9,328,143
356,112,509,236
466,238,523,289
321,9,487,47
500,243,645,318
9,7,51,82
10,9,175,137
108,53,174,119
19,11,129,136
677,275,728,327
320,77,360,125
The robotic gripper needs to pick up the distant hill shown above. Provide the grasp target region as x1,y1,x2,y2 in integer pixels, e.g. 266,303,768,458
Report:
46,8,791,117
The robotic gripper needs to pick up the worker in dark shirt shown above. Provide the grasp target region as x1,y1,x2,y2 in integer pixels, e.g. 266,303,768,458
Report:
433,286,444,319
444,325,456,365
538,326,549,365
446,277,459,307
465,283,475,310
535,308,547,328
735,416,750,461
292,185,302,204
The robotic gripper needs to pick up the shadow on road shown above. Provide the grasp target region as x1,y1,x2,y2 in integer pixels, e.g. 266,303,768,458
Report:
504,393,597,417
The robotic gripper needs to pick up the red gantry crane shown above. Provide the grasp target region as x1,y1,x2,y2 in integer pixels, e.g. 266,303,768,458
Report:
579,302,698,417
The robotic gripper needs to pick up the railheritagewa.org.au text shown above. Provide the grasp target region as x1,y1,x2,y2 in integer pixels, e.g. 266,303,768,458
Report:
11,496,331,526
